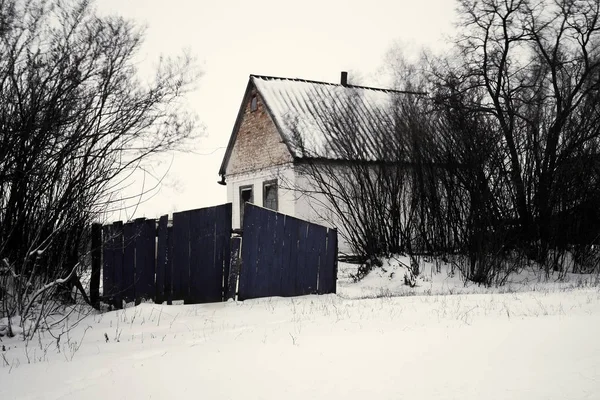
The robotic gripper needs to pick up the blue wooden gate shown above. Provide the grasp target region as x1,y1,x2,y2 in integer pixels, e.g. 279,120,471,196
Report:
237,203,337,300
102,218,154,305
102,203,232,307
171,204,232,304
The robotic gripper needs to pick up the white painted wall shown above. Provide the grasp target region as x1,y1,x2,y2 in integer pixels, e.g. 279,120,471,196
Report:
292,168,354,255
226,164,296,229
292,163,418,256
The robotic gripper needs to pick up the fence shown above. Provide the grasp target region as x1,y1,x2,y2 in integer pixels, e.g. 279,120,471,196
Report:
101,204,232,307
170,205,232,304
99,202,337,307
236,203,337,300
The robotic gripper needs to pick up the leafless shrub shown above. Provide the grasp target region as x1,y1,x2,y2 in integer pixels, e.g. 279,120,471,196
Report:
0,0,200,331
287,0,600,285
428,0,600,276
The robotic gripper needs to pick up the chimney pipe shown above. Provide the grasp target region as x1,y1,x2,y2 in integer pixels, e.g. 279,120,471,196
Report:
340,71,348,86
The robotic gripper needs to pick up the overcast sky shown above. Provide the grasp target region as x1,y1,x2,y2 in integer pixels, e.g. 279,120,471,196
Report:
97,0,458,221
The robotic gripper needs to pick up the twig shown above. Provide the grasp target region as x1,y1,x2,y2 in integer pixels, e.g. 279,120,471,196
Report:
21,262,80,331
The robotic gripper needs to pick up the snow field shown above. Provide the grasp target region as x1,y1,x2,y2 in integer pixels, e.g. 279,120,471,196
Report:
2,285,600,399
2,258,600,399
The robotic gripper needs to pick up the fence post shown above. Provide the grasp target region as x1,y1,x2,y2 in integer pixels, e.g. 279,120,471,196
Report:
226,236,242,300
90,223,102,308
156,215,169,304
166,225,174,305
112,222,124,310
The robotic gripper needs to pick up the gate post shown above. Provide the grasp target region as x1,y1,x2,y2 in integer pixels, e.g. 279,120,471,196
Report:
90,223,102,308
226,236,242,300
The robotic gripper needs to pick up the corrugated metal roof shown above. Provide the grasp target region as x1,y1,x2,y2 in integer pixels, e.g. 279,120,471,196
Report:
252,75,419,162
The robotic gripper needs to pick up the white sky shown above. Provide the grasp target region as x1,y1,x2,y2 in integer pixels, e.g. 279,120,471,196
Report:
97,0,457,220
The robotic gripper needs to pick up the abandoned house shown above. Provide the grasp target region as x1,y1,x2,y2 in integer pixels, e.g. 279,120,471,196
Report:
218,72,415,254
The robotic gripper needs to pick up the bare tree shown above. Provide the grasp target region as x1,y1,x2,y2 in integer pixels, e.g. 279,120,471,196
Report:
268,0,600,286
0,0,200,335
282,82,438,277
431,0,600,270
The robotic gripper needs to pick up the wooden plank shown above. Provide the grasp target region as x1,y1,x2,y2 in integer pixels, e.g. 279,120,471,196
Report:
280,215,298,297
122,222,136,303
102,225,114,300
166,226,174,305
301,223,324,295
156,215,169,304
171,213,181,301
270,213,285,297
238,205,248,300
250,205,266,299
188,209,204,304
112,222,124,309
135,218,156,303
281,217,299,296
262,209,278,297
251,207,266,299
198,204,230,303
90,223,102,308
180,211,192,302
332,229,338,294
215,203,232,300
172,211,190,302
199,206,220,303
133,218,144,305
132,219,144,304
239,203,259,300
186,206,223,304
319,228,338,294
294,220,310,295
253,207,273,298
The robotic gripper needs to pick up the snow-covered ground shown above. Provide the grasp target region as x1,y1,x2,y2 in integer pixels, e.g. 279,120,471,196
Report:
2,259,600,399
337,256,600,298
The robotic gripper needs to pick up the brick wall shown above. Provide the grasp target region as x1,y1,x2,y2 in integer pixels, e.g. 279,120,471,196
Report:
226,87,293,175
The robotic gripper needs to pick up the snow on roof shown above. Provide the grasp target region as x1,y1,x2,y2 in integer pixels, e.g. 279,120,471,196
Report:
252,75,418,162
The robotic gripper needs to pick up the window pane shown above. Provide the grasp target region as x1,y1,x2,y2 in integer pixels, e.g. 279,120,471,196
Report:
240,186,253,226
263,181,277,211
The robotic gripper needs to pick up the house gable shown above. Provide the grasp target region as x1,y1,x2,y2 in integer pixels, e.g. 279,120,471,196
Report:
220,81,294,177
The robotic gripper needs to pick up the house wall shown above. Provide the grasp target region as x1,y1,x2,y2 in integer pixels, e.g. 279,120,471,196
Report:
227,164,353,253
227,165,296,229
226,88,293,176
292,167,354,255
223,85,352,253
224,85,297,229
291,163,420,256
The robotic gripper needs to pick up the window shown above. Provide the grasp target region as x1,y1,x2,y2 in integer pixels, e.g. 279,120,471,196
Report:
263,180,278,211
250,95,258,112
239,185,253,226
